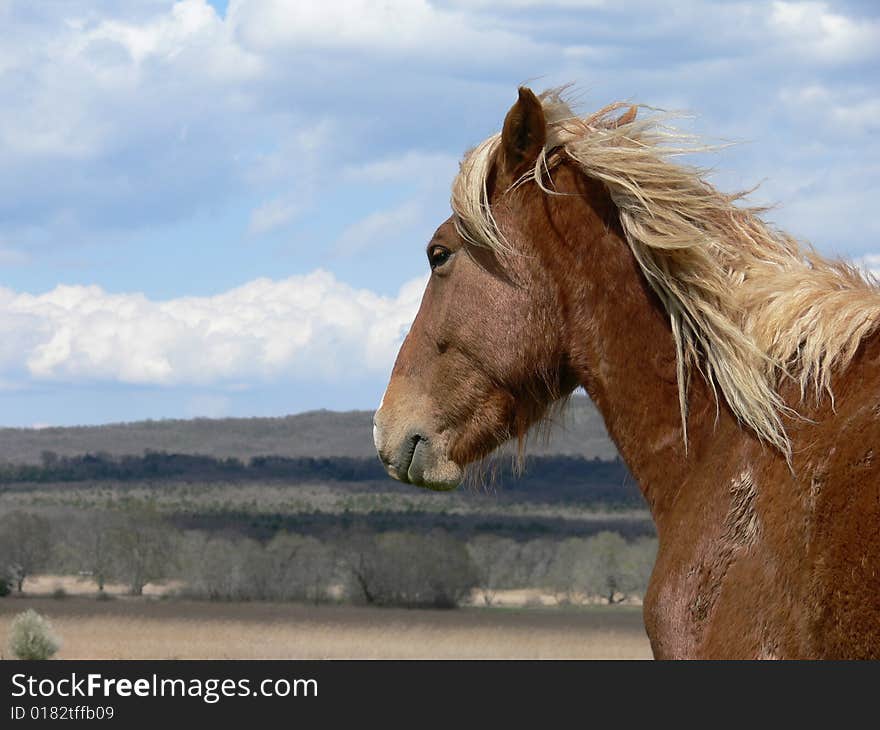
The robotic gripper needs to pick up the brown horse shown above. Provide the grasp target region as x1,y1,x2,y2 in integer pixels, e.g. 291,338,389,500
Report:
373,86,880,659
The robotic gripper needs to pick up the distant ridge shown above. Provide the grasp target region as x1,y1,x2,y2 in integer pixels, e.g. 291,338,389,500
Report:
0,396,617,465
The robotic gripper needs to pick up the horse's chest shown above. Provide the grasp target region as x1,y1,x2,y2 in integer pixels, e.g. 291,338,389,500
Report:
643,522,772,658
642,552,704,658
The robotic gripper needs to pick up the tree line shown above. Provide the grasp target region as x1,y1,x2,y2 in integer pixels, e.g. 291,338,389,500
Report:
0,507,656,608
0,451,642,505
0,451,385,484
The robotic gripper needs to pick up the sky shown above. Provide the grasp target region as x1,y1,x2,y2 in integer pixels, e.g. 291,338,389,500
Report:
0,0,878,427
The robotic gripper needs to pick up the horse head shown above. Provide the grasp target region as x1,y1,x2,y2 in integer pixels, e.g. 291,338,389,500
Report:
372,89,580,490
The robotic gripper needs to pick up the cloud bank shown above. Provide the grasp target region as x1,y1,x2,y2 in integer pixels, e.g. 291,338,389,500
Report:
0,271,426,387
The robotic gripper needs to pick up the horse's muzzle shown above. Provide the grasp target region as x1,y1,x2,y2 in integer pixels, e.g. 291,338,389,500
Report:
373,413,462,491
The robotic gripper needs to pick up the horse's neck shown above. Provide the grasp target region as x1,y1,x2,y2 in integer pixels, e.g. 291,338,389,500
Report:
542,172,723,518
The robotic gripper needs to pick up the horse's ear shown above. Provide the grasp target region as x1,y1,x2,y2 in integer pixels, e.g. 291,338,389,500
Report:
501,87,546,177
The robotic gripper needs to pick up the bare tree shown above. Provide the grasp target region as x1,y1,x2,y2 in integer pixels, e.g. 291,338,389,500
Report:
578,531,658,604
267,533,337,603
67,510,120,593
545,537,589,604
109,505,176,595
339,531,381,605
178,532,252,600
620,536,658,599
519,538,560,593
0,511,53,592
467,535,519,605
339,530,478,608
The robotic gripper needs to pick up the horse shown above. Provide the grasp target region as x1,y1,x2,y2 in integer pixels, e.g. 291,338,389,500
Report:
372,86,880,659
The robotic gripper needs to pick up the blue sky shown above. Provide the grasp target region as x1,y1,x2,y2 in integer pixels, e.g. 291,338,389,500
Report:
1,0,878,426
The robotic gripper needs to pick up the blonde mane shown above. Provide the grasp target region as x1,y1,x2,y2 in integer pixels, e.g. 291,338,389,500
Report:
451,89,880,459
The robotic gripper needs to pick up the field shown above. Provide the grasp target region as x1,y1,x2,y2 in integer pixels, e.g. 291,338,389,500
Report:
0,595,651,660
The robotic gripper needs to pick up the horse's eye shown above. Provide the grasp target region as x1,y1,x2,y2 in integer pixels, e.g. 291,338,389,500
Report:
428,245,452,270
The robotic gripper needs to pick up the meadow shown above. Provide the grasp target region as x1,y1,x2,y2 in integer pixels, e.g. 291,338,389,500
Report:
0,594,651,660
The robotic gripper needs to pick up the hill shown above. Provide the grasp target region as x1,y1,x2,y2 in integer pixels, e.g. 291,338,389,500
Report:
0,395,617,465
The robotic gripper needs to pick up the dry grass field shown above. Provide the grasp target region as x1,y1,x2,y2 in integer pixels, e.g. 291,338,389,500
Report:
0,595,651,660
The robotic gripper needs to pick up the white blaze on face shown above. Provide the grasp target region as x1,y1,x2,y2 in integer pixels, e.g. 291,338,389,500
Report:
373,385,389,452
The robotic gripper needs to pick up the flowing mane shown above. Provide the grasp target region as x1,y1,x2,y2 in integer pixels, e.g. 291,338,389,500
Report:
451,89,880,458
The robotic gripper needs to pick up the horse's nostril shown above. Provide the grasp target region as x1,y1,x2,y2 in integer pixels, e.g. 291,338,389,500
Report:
407,433,422,455
400,432,424,472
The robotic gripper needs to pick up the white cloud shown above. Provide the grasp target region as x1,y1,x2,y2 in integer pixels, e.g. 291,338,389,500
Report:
333,150,460,254
830,98,880,135
769,1,880,63
342,150,459,185
248,194,305,235
0,271,426,387
335,200,426,255
245,121,334,235
246,121,337,186
856,254,880,281
226,0,542,60
78,0,263,79
450,0,607,6
779,84,831,106
0,245,28,265
778,82,880,136
0,1,262,164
